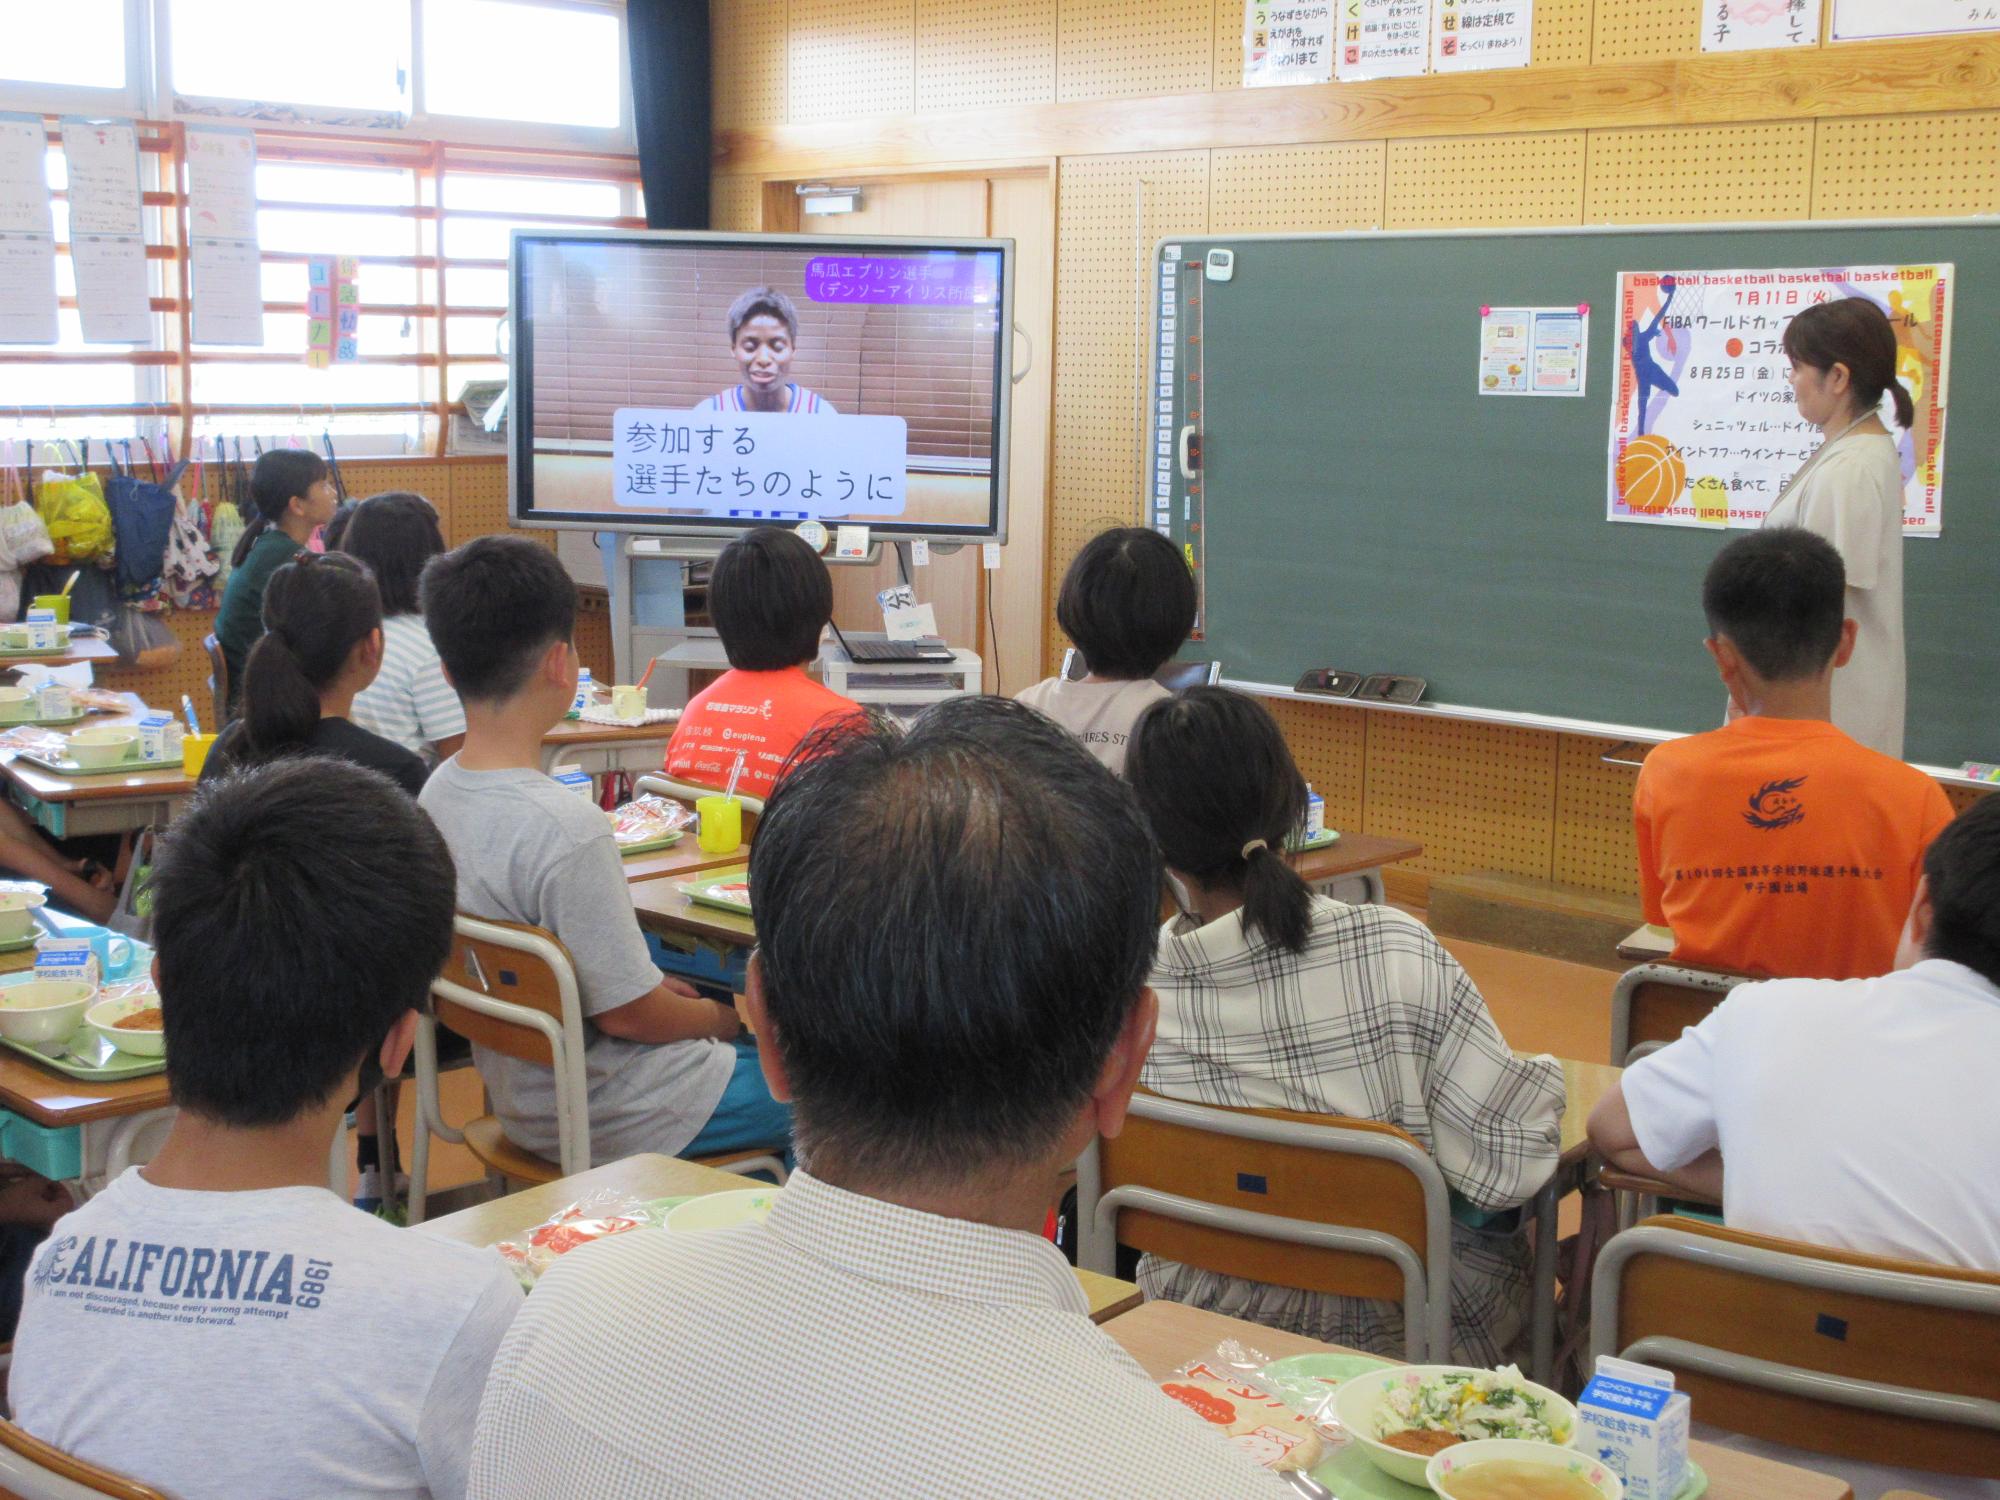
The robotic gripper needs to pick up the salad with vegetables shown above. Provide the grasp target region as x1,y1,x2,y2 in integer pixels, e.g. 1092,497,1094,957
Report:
1375,1365,1569,1445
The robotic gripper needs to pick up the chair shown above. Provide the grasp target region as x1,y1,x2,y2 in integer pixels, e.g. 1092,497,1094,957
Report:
0,1419,167,1500
1608,963,1747,1066
633,774,764,835
408,914,784,1223
1077,1091,1453,1361
201,632,227,730
1591,1217,2000,1481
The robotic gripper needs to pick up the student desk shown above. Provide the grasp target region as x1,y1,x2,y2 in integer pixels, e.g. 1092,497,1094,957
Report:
414,1152,1145,1323
1524,1053,1624,1387
0,693,194,837
1102,1300,1855,1500
1618,922,1676,962
0,636,119,670
1292,830,1423,906
540,714,678,779
0,1050,171,1196
620,830,748,884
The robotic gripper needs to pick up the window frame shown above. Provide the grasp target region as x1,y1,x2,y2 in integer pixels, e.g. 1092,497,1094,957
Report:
0,0,151,119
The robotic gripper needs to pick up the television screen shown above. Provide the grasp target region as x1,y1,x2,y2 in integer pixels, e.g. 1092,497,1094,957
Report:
510,230,1012,541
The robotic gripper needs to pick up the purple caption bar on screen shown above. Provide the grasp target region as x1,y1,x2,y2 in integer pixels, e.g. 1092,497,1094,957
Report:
804,255,994,305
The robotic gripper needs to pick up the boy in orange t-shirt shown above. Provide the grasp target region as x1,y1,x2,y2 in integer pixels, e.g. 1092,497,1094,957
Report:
1634,528,1953,979
664,527,861,801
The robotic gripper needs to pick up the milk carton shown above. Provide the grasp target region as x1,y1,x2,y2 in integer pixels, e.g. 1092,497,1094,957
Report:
1578,1356,1690,1500
568,668,593,720
34,681,71,719
137,713,176,763
551,764,593,799
33,936,99,990
24,608,58,650
1304,784,1326,840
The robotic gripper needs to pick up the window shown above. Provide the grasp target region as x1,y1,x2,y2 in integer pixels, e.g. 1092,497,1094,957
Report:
423,0,622,129
1,2,128,91
170,0,413,116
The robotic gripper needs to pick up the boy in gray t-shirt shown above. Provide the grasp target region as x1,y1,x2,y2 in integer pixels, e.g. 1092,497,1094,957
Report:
14,761,521,1500
417,537,787,1164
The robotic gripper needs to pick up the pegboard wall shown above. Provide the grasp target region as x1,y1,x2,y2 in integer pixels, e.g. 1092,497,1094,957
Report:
714,0,1994,900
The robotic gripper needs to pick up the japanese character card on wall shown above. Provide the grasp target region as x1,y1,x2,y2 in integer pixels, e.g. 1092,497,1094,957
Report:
1607,264,1952,536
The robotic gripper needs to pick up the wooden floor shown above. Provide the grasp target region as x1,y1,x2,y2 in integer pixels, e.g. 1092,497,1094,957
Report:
353,907,1623,1204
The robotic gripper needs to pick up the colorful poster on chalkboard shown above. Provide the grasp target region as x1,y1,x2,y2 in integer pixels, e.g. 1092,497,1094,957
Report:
1832,0,2000,41
1607,264,1952,536
1243,1,1336,86
1701,0,1822,51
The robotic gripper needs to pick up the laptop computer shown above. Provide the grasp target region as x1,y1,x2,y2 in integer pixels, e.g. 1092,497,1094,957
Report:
828,620,956,664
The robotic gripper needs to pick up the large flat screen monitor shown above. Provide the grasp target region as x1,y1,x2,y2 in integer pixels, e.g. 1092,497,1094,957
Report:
510,230,1013,541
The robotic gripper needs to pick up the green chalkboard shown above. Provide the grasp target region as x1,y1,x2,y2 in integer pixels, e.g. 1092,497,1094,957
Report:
1151,223,1998,770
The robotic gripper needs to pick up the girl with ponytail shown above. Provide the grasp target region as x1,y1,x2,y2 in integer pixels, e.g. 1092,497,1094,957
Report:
213,449,339,717
204,552,428,798
1123,686,1565,1365
1769,297,1913,756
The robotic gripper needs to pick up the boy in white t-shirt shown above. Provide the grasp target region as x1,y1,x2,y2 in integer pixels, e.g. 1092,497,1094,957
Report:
12,759,521,1500
1015,527,1197,774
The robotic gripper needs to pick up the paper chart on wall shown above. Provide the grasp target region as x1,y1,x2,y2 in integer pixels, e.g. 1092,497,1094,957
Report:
1433,0,1533,71
0,114,57,345
60,120,151,344
1831,0,2000,40
1244,1,1336,86
190,237,265,346
1478,305,1587,397
1700,0,1823,50
184,127,264,348
1606,264,1952,536
1336,0,1432,80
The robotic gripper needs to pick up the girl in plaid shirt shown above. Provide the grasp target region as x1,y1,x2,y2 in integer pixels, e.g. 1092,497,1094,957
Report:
1125,688,1565,1365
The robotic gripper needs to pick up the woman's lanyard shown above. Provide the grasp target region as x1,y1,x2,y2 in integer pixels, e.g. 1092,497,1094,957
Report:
1771,411,1873,517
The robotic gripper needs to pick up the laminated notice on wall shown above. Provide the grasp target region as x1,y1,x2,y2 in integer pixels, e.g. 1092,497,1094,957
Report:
1701,0,1822,51
1433,0,1533,71
1336,0,1432,80
1244,2,1336,86
1832,0,2000,41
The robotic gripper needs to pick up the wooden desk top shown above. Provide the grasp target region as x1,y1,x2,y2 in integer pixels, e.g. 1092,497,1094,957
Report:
0,637,118,668
0,693,193,804
1102,1301,1854,1500
621,837,749,884
415,1152,1144,1323
1617,923,1677,962
1556,1054,1622,1163
1292,830,1423,884
543,716,677,750
629,867,756,947
0,1048,171,1127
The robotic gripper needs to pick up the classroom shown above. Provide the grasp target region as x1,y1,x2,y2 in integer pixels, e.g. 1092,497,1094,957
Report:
0,1,1992,1497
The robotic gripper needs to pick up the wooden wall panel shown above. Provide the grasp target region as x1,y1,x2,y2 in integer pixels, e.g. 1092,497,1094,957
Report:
1386,132,1587,228
790,0,915,122
1813,112,2000,219
1363,716,1557,879
1057,0,1215,104
1210,141,1385,232
1048,152,1210,667
1534,0,1596,67
916,0,1056,111
1552,734,1642,899
710,175,762,231
1592,0,1703,63
1585,121,1815,222
711,0,790,129
1267,697,1367,830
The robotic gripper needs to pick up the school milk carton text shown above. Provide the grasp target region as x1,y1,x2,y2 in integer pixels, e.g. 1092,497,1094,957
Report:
1578,1356,1689,1500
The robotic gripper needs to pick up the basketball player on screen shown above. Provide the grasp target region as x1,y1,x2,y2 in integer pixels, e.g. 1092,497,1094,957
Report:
699,286,840,415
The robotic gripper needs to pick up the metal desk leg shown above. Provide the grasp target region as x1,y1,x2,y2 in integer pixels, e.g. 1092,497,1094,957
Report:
1313,868,1387,906
1530,1168,1562,1387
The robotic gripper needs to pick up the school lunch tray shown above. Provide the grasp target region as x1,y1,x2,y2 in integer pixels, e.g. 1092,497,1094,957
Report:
15,748,172,777
681,871,753,915
0,709,87,731
0,964,164,1081
1289,829,1342,852
616,829,687,857
1312,1448,1707,1500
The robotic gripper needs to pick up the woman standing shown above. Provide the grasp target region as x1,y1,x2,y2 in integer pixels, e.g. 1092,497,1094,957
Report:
1767,297,1912,757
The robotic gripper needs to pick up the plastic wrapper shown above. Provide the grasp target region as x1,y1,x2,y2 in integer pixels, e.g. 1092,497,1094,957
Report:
1162,1339,1350,1474
0,726,72,756
608,793,698,849
490,1189,675,1289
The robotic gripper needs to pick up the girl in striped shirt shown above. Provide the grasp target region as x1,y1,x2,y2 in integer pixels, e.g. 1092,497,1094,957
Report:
699,286,838,415
339,491,466,762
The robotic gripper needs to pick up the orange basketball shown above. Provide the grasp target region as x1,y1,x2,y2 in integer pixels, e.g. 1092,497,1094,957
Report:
1618,435,1687,514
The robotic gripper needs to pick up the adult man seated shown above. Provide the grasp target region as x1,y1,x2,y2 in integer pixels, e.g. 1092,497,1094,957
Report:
1633,527,1953,978
1591,792,2000,1500
468,698,1279,1498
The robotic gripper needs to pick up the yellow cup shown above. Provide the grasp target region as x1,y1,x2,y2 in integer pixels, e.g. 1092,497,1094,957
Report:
696,795,742,854
31,595,70,625
180,732,218,777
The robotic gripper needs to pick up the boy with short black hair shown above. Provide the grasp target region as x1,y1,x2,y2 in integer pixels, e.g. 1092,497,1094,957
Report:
420,536,787,1164
1634,528,1952,978
662,525,859,801
1016,526,1198,773
12,760,520,1500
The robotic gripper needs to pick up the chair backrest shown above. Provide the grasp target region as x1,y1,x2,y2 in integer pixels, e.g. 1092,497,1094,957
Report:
632,773,764,826
201,631,227,730
0,1420,168,1500
1608,963,1747,1065
1078,1090,1452,1361
429,914,593,1174
1591,1216,2000,1478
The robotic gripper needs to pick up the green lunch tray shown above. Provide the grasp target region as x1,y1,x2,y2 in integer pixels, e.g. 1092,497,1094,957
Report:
17,747,167,777
681,871,753,915
617,829,687,857
1289,828,1342,852
1312,1448,1708,1500
0,709,87,730
0,1026,164,1082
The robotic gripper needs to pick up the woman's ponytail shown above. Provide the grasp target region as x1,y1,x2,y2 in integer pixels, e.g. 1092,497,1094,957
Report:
1781,297,1916,431
238,553,384,760
1126,686,1318,957
1887,378,1915,432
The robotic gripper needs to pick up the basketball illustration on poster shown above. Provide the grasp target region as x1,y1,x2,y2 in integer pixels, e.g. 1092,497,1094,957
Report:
1606,264,1953,536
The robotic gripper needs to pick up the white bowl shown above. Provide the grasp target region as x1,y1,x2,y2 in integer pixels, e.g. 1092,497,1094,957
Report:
85,994,165,1057
0,980,95,1043
1331,1365,1579,1487
664,1187,780,1232
0,888,45,943
1429,1438,1623,1499
66,728,137,768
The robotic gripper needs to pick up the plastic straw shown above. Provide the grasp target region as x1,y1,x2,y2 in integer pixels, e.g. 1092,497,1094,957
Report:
180,695,200,735
636,657,657,691
723,750,746,802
